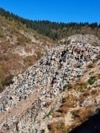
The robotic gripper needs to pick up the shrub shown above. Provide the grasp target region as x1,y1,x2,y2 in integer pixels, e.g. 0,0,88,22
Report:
41,129,45,133
0,33,4,38
2,74,13,86
88,76,95,85
63,84,67,91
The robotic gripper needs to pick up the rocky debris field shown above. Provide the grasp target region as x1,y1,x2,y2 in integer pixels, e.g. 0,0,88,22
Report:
0,39,100,133
67,34,100,45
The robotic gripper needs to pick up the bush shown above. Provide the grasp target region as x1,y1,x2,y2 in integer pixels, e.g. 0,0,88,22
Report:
88,76,95,85
62,84,67,91
2,74,13,86
0,33,4,38
0,82,3,92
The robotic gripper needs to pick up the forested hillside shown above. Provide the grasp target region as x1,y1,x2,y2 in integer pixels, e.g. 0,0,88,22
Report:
0,8,100,40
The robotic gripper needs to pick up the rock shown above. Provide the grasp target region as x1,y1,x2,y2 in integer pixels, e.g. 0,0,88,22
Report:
0,39,100,133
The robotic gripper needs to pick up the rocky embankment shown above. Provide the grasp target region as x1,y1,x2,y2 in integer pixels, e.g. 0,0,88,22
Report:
0,38,100,133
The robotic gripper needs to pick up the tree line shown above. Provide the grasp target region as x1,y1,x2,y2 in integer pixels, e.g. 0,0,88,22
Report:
0,8,100,40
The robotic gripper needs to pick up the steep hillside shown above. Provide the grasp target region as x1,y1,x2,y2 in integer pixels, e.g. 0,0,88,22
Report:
0,8,100,92
0,15,55,92
0,8,100,133
0,35,99,133
0,8,100,40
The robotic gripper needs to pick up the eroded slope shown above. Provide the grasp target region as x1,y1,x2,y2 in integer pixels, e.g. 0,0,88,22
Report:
0,38,99,133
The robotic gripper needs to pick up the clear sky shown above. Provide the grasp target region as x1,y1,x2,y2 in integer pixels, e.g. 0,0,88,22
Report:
0,0,100,23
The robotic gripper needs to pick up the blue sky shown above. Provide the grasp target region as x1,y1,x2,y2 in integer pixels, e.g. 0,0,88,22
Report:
0,0,100,23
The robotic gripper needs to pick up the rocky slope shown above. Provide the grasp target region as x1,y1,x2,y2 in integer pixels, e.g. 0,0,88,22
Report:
0,15,55,92
0,35,100,133
59,34,100,46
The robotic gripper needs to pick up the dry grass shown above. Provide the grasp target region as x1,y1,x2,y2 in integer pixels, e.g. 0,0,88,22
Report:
48,64,100,132
0,15,54,92
48,121,68,133
71,107,92,121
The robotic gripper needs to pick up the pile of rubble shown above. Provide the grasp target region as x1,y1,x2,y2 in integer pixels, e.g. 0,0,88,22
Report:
0,40,99,133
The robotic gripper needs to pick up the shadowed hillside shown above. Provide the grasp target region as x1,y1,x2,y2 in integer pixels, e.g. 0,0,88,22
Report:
70,109,100,133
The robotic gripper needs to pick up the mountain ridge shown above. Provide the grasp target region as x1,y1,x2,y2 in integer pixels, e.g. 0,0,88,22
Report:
0,8,100,40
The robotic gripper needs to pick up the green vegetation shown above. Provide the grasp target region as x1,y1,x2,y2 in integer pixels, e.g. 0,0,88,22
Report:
41,129,45,133
43,108,54,119
0,75,13,92
1,75,13,86
63,84,67,91
62,97,67,103
0,8,100,40
0,33,4,38
88,76,95,85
